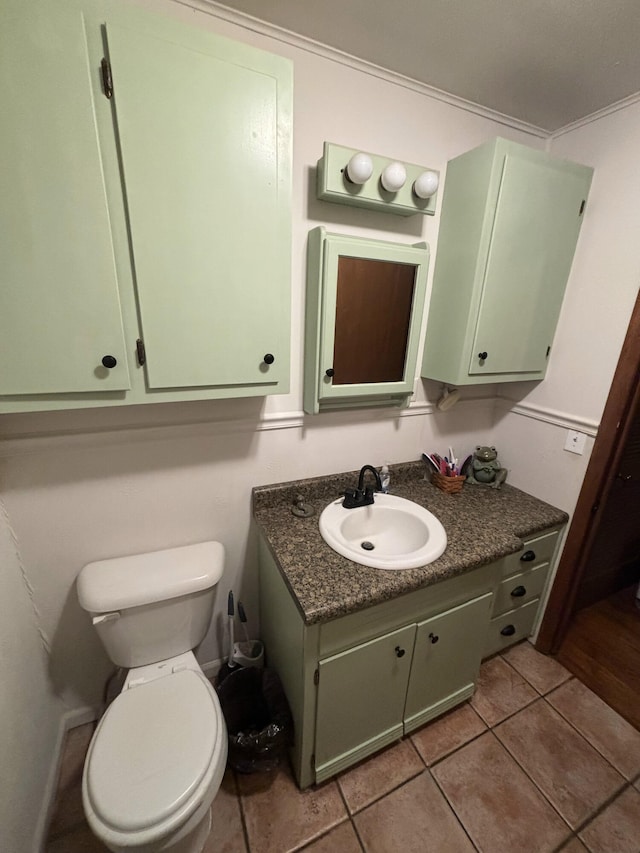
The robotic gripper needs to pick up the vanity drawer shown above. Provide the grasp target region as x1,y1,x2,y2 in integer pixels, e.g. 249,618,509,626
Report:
501,529,559,579
492,563,550,617
483,599,539,658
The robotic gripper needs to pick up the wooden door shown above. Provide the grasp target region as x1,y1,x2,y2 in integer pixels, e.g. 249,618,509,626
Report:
575,400,640,609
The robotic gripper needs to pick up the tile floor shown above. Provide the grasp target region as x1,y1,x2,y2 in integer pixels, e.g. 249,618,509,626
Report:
46,641,640,852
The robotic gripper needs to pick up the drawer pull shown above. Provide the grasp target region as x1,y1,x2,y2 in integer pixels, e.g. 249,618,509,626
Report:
510,585,527,598
500,624,516,637
395,646,405,658
428,632,439,644
520,550,536,562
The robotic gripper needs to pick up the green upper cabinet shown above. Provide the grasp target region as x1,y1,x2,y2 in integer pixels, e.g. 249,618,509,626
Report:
0,0,292,412
421,138,593,386
304,228,429,414
0,1,130,396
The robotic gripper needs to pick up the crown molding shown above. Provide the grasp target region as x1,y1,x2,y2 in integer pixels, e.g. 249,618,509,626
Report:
172,0,549,139
550,89,640,139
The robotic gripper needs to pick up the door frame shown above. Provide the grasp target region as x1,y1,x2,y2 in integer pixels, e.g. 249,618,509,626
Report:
536,288,640,654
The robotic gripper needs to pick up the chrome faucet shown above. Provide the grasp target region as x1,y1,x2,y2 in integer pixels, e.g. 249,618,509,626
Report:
342,465,383,509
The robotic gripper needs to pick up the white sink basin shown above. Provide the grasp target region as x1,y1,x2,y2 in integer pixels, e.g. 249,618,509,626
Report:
319,493,447,570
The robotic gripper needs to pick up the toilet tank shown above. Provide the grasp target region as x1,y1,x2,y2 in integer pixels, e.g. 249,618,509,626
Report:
77,541,224,668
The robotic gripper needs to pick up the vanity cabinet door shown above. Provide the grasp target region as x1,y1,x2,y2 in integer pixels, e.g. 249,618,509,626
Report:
403,592,492,733
314,624,415,782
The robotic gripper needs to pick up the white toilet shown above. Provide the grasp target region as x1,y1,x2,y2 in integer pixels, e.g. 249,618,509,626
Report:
76,541,228,853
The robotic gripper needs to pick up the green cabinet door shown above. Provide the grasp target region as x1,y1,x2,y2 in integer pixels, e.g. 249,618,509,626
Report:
0,1,129,395
470,154,591,376
105,21,291,390
315,624,415,780
421,138,593,386
403,592,492,732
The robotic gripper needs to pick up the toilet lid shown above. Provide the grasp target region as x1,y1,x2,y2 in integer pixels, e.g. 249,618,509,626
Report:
86,670,218,833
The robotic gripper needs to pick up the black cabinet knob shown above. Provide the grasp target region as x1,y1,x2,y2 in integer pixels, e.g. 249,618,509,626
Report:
325,368,335,378
395,646,405,658
428,632,439,644
101,355,117,369
478,351,488,360
520,550,536,562
510,585,527,598
500,624,516,637
263,353,275,365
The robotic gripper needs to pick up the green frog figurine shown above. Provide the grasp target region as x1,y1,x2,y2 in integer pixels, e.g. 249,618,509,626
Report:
463,446,507,489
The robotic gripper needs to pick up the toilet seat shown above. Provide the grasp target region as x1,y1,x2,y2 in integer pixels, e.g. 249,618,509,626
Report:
83,668,226,848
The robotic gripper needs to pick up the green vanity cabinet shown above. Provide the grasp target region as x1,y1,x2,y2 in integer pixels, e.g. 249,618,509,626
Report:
259,535,494,788
421,138,593,386
0,0,292,412
483,528,561,658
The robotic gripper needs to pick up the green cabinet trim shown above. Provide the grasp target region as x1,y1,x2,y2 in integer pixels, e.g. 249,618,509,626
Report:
1,0,292,413
421,138,593,386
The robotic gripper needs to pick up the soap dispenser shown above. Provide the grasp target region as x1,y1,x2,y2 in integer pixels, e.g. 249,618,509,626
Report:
380,464,391,493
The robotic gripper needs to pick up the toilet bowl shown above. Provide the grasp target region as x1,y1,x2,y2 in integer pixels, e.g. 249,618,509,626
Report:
77,542,227,853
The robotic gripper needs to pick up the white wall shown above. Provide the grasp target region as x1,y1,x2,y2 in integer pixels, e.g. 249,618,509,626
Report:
1,0,639,734
0,0,547,717
0,499,64,853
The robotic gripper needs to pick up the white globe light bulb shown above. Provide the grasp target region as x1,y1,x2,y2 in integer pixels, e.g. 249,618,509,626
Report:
345,152,373,185
381,161,407,193
413,170,439,199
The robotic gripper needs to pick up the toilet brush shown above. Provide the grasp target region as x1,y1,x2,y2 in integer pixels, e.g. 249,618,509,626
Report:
227,590,237,669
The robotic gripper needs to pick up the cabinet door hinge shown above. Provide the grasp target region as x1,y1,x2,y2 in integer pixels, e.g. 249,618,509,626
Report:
313,668,319,686
311,753,316,771
101,58,113,99
136,338,146,366
579,199,586,216
546,345,551,358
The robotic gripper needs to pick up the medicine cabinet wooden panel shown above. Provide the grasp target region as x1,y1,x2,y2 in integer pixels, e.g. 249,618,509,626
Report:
304,228,429,414
0,0,292,413
421,138,593,386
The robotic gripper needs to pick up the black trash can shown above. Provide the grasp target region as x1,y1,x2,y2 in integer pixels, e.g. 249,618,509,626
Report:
217,667,293,773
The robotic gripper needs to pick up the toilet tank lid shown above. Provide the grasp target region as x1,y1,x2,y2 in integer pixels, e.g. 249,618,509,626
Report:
77,541,225,613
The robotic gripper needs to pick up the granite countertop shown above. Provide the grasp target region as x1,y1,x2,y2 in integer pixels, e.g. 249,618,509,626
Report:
252,461,568,626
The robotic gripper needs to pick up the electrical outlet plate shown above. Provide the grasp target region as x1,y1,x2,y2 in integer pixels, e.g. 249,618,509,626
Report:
564,429,587,455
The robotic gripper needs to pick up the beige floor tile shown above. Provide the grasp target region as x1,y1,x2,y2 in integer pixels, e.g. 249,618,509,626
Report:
203,770,247,853
432,731,571,852
337,739,423,814
559,837,589,852
470,655,538,726
48,724,95,839
496,699,625,828
410,702,487,766
354,771,474,853
578,787,640,853
238,764,347,853
502,641,571,694
45,823,107,852
548,678,640,780
301,820,362,852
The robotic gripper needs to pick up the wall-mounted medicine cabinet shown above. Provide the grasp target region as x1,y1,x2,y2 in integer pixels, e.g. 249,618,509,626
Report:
421,137,593,386
304,228,429,414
